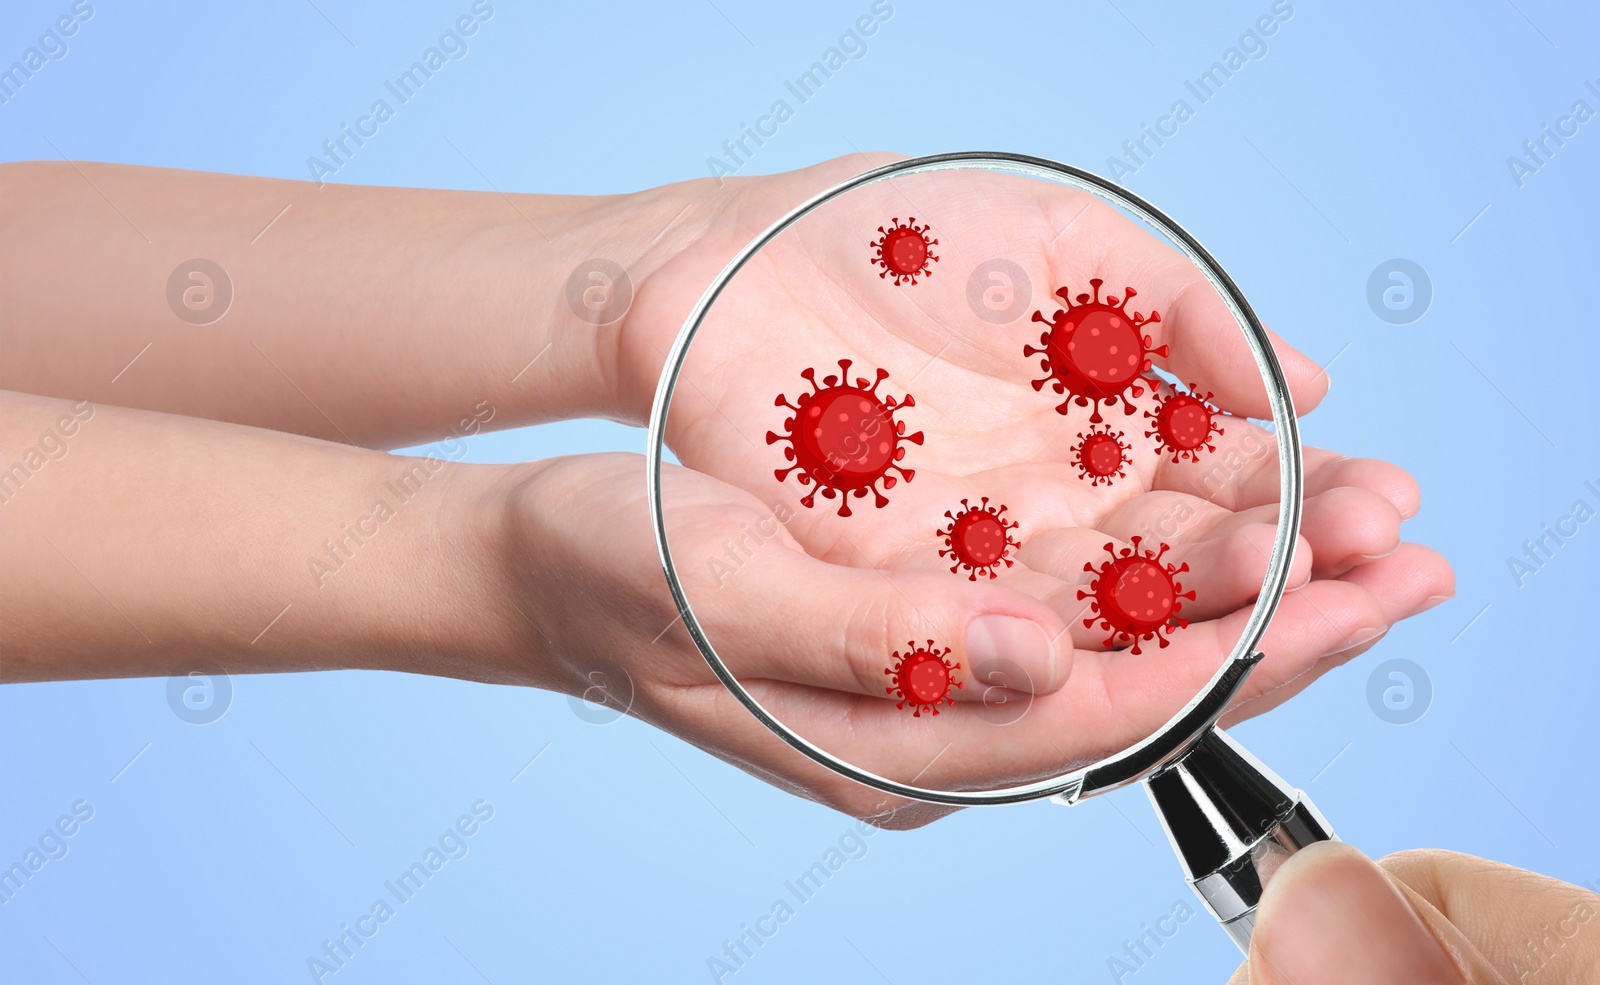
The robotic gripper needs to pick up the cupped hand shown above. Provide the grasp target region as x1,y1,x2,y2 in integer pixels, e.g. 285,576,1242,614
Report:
472,446,1402,827
616,154,1453,756
1226,842,1600,984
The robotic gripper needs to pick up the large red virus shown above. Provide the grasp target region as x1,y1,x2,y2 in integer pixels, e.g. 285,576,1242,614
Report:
885,640,961,717
768,359,924,516
937,497,1021,580
1025,279,1169,423
1072,426,1132,487
1145,385,1225,463
1079,537,1195,654
870,217,939,286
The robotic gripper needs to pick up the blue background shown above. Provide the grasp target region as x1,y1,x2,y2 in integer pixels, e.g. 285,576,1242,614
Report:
2,1,1597,982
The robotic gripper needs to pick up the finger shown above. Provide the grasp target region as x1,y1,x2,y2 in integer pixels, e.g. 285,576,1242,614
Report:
1155,274,1329,419
1239,841,1528,984
1219,633,1387,728
1158,420,1420,523
1219,543,1450,725
707,578,1380,804
1018,518,1311,633
1088,487,1315,614
1090,577,1386,741
1335,542,1456,623
1099,481,1402,588
1380,848,1600,981
710,540,1074,704
1298,486,1403,576
1031,195,1329,420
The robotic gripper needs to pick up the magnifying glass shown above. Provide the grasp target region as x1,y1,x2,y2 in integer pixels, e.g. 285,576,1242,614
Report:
646,152,1334,952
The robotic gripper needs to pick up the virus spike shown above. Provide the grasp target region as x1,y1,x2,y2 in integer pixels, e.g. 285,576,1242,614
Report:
870,217,939,286
769,359,923,516
1023,279,1169,424
1077,536,1196,654
1145,384,1225,463
937,496,1021,580
1071,426,1132,486
884,639,962,716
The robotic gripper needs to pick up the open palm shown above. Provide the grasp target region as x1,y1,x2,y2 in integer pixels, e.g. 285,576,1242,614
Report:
614,154,1452,793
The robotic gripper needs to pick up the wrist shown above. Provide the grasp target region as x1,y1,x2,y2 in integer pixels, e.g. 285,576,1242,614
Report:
479,180,725,429
398,456,566,689
601,154,905,426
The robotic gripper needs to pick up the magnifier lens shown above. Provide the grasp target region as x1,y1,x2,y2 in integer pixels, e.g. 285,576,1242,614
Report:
655,157,1292,803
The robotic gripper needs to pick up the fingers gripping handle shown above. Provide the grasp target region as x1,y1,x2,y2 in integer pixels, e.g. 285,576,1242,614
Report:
1143,728,1337,953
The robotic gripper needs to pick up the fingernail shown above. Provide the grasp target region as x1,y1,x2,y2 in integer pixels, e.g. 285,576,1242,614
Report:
966,616,1063,693
1413,593,1453,615
1324,626,1386,657
1354,544,1399,561
1252,842,1459,985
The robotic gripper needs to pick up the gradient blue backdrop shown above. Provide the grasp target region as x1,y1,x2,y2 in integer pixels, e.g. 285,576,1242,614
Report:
2,1,1596,982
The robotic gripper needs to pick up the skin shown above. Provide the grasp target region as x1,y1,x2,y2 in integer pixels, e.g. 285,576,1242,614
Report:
8,156,1572,979
1,154,1450,817
1227,843,1600,984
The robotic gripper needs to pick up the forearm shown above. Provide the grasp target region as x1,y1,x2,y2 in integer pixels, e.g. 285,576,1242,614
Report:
0,388,539,685
0,162,715,446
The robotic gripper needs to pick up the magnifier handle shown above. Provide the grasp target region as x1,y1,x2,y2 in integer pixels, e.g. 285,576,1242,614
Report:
1143,727,1336,954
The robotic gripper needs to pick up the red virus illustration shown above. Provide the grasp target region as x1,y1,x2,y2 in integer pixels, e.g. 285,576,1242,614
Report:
1071,426,1132,486
937,497,1021,580
1025,279,1169,423
768,359,924,516
1145,385,1225,463
1078,537,1196,654
870,217,939,286
885,640,962,717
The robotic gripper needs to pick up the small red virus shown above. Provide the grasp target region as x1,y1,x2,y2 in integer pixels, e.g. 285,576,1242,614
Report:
768,359,924,516
885,640,962,716
937,497,1021,580
1079,536,1195,654
1025,279,1169,423
1072,426,1132,486
870,217,939,285
1145,385,1225,463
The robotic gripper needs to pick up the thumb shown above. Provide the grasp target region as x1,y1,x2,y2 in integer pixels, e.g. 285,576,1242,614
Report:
734,544,1073,704
1227,841,1503,984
